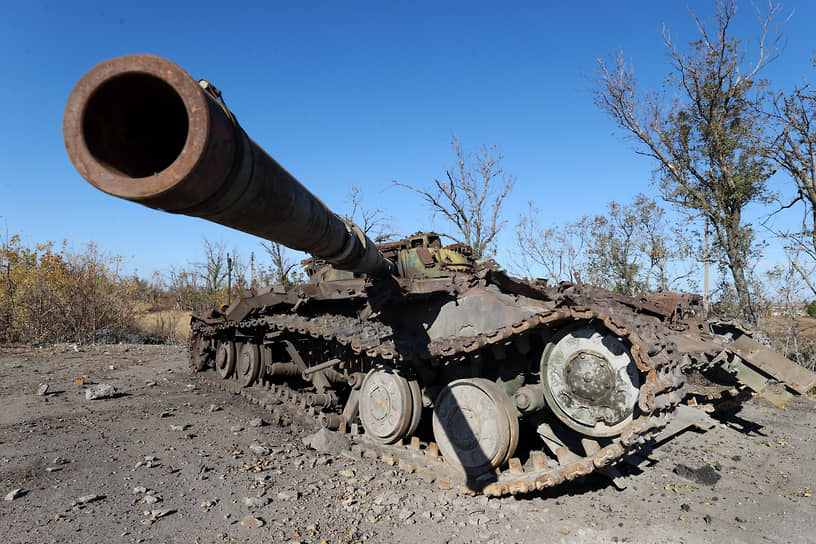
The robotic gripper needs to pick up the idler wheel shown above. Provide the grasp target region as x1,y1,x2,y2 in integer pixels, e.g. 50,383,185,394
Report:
215,340,236,379
236,343,260,387
359,367,419,444
541,324,640,437
432,378,519,475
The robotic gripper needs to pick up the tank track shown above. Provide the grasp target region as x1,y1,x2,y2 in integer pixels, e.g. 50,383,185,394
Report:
191,304,687,498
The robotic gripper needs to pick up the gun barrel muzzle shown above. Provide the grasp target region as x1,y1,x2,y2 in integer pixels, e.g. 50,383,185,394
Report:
63,54,393,276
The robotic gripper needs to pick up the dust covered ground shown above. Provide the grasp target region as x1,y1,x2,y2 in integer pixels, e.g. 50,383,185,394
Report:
1,344,814,544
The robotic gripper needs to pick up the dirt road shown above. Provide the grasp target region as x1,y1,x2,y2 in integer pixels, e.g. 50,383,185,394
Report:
1,344,813,543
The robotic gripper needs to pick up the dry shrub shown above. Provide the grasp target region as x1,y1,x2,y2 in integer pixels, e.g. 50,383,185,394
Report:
761,315,816,372
0,236,143,344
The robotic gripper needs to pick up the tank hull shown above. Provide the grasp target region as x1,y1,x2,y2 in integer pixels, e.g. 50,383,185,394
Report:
190,265,816,496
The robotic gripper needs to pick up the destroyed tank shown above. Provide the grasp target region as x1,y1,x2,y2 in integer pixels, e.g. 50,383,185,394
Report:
64,54,816,497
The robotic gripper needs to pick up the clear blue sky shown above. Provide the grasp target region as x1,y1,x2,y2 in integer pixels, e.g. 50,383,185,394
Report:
2,0,814,281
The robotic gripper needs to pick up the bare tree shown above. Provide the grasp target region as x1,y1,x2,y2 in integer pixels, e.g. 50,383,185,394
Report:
167,238,248,311
345,185,397,243
394,136,515,258
585,203,645,296
515,203,590,283
772,226,816,298
516,196,697,294
260,241,298,285
197,238,229,298
632,194,698,292
766,70,816,267
763,249,816,370
592,0,783,321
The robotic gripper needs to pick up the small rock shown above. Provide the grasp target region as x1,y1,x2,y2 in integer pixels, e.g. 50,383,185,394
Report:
135,456,159,469
52,457,69,465
85,383,117,400
375,491,404,506
149,508,175,520
169,424,188,431
185,384,197,391
244,496,269,508
249,443,270,456
145,381,157,387
4,488,24,501
143,495,161,505
398,508,415,521
74,494,103,506
703,514,713,525
159,411,172,418
241,515,264,528
249,417,265,427
303,428,351,454
45,467,61,473
132,487,148,495
277,490,299,501
230,426,244,433
37,384,49,396
208,404,222,413
339,469,355,479
681,503,691,512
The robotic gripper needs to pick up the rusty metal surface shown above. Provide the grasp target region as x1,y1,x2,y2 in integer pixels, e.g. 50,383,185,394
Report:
63,54,392,276
728,334,816,395
726,358,793,408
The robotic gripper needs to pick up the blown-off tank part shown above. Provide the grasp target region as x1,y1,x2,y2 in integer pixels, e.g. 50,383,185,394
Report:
62,54,393,276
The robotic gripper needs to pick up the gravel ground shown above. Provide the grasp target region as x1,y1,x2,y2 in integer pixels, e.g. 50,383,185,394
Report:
1,344,814,544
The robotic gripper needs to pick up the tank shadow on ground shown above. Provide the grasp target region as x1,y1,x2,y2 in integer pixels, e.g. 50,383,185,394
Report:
709,408,767,437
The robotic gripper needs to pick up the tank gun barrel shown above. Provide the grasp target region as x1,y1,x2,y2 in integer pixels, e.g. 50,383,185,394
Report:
63,54,394,276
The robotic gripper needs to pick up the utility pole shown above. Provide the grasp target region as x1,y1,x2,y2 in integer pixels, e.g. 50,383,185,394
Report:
227,253,233,305
703,218,710,316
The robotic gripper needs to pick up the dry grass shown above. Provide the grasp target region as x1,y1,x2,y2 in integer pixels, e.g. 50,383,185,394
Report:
134,310,191,344
762,315,816,339
760,314,816,371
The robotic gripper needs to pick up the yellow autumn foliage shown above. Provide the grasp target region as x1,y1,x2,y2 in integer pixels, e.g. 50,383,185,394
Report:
0,235,142,344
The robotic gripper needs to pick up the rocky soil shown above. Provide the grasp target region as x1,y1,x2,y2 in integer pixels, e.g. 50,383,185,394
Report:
1,344,814,544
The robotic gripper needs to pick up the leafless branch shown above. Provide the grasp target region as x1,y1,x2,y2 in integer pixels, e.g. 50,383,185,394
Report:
393,136,515,258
